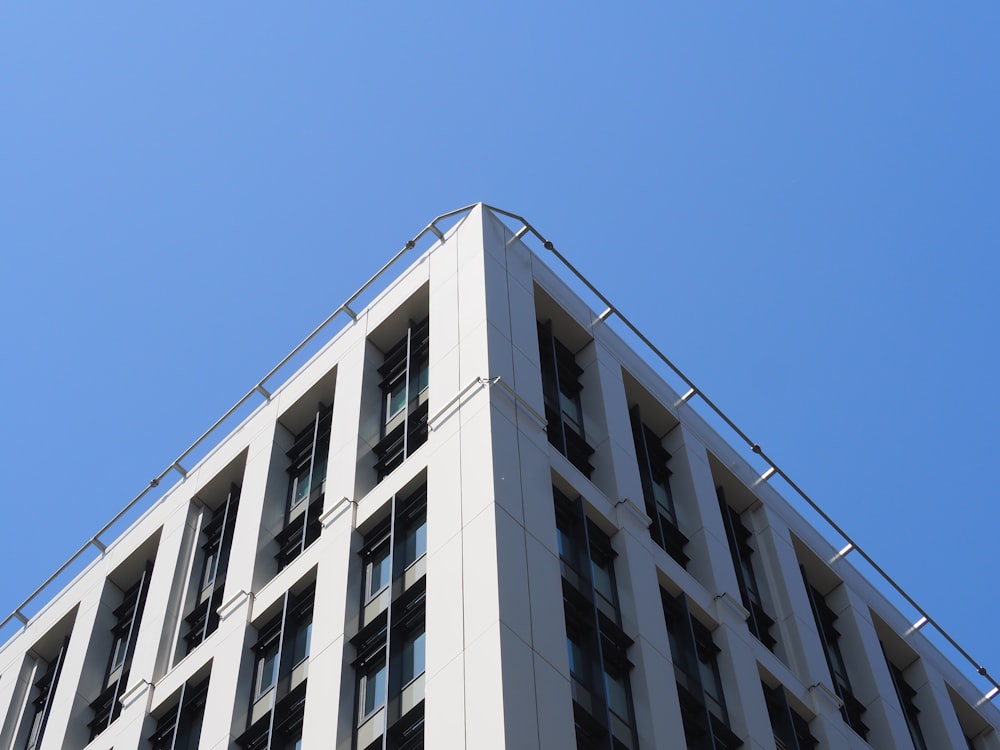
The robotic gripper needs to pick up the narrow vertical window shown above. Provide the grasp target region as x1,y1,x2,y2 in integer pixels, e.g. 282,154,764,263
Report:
884,650,929,750
148,678,210,750
538,322,594,477
236,585,314,750
88,561,153,740
762,683,817,750
276,404,332,570
717,486,776,650
802,574,868,739
663,591,743,750
630,406,689,566
352,484,427,750
373,317,430,481
185,484,240,653
555,489,638,750
19,636,69,750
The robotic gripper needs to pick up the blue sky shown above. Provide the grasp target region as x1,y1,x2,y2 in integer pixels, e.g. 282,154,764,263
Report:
2,2,998,700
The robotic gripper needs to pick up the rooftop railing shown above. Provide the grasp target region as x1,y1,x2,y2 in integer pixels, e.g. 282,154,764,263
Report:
2,203,996,709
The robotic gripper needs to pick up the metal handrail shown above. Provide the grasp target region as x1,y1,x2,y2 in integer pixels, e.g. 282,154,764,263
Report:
480,202,1000,703
2,203,996,706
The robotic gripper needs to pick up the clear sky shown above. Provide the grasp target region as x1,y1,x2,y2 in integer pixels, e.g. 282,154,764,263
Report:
2,2,998,701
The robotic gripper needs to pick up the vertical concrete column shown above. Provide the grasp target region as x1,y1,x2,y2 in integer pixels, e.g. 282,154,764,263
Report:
40,579,115,750
663,424,742,599
109,502,195,748
710,596,775,749
827,584,919,750
303,332,367,749
197,586,255,750
907,659,977,750
752,506,835,687
197,421,282,749
612,499,689,749
225,414,281,597
0,654,34,747
302,496,357,750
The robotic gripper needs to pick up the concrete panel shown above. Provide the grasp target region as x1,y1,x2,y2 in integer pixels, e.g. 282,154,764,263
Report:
461,507,501,647
425,531,465,680
524,533,569,679
532,652,576,750
494,507,532,647
423,646,466,749
463,623,508,750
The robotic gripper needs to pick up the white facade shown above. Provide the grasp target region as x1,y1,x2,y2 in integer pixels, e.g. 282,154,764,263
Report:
1,204,997,750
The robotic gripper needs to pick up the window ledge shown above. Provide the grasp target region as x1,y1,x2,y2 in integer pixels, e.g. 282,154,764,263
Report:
713,592,750,628
119,679,152,710
808,681,844,716
218,590,252,622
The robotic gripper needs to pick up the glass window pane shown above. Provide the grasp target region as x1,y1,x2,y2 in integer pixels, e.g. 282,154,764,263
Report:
256,649,278,697
387,383,407,422
567,637,587,682
591,560,615,604
362,664,387,717
403,514,427,565
367,546,391,599
110,635,127,671
293,621,312,664
401,627,426,684
605,671,629,720
411,361,429,396
291,471,310,508
559,390,582,433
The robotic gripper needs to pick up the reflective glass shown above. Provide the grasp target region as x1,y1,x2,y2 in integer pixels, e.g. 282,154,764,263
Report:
367,546,391,599
362,664,387,717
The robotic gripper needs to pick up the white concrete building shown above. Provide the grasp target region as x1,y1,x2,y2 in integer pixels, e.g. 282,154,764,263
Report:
1,204,997,750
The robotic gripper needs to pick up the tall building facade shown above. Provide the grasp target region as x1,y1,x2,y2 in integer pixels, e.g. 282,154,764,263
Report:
1,205,997,750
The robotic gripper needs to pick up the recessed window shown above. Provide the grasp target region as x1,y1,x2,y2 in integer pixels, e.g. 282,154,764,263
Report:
373,317,430,481
402,510,427,568
148,678,209,750
366,543,392,601
802,573,868,739
255,646,279,699
89,562,154,741
352,485,427,747
236,585,314,750
400,626,426,685
185,484,240,655
276,404,332,571
538,321,594,477
718,486,776,651
361,663,388,720
19,635,70,750
663,590,743,750
556,488,638,749
630,406,690,566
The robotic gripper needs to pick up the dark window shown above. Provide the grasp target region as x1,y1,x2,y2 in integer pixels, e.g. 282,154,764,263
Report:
763,683,817,750
353,485,427,750
235,586,314,750
716,487,776,650
89,561,153,741
538,322,594,478
883,649,928,750
148,678,209,750
373,317,430,481
662,591,743,750
629,406,689,566
276,404,332,571
185,484,240,653
555,489,638,750
20,636,69,750
801,574,868,739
